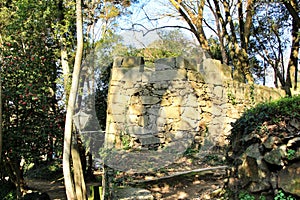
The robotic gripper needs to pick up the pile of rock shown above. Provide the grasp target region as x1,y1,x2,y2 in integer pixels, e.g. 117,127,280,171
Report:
228,117,300,198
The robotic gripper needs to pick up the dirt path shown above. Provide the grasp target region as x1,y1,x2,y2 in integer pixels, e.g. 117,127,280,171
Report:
144,169,227,199
25,156,228,199
27,171,226,200
25,178,66,200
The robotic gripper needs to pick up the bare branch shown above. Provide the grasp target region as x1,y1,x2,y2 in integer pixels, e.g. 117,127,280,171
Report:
121,23,193,36
202,18,218,36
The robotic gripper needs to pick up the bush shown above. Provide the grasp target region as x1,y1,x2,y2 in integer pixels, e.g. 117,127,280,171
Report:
229,95,300,155
0,180,16,200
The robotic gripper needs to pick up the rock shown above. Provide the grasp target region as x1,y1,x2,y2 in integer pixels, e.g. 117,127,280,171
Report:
138,136,161,146
263,136,280,149
263,145,286,166
238,155,270,188
287,137,300,147
121,57,145,68
247,180,270,193
278,162,300,197
244,143,262,159
290,118,300,130
112,187,154,200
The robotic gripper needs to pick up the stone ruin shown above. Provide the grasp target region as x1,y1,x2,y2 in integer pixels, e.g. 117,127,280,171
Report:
103,56,285,173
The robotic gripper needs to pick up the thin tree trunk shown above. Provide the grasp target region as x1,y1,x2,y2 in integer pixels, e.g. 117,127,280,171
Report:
210,0,229,64
72,142,87,200
63,0,85,199
0,34,3,161
0,56,2,161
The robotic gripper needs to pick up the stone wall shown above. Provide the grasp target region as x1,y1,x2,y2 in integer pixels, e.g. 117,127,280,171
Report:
105,57,285,155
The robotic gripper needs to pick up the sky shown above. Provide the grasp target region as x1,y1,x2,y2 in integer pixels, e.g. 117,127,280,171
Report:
117,0,198,48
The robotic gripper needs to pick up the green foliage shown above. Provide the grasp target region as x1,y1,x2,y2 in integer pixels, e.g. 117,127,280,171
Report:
286,149,296,160
0,0,64,179
230,95,300,143
274,190,296,200
0,180,16,200
183,147,199,157
146,29,200,63
208,36,224,61
259,195,267,200
204,154,226,166
239,191,255,200
120,134,131,150
1,39,64,163
237,191,267,200
227,90,237,105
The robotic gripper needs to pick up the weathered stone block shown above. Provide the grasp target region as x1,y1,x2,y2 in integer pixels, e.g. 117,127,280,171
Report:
163,106,181,119
247,180,270,193
110,68,128,81
119,56,145,69
214,86,224,98
180,117,199,130
263,145,286,166
109,114,126,123
141,96,161,105
150,69,186,82
138,115,149,127
155,57,176,70
141,71,152,83
107,103,126,115
124,69,143,81
176,57,190,69
110,94,130,104
128,104,144,115
278,162,300,197
187,70,204,82
139,136,161,145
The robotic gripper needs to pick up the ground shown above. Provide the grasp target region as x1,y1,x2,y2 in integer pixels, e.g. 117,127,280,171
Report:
26,154,228,200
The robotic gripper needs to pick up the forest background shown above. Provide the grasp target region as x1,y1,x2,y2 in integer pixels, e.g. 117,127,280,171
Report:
0,0,299,199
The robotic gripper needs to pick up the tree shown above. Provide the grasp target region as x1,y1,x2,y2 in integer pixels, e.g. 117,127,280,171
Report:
62,1,138,199
156,0,299,93
63,0,86,198
283,0,299,93
251,2,290,88
168,0,255,83
0,0,64,198
249,0,299,95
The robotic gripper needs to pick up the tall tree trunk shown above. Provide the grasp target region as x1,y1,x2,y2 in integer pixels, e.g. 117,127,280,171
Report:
286,17,299,95
210,0,229,64
63,0,85,199
169,0,210,52
72,142,87,200
0,52,2,162
0,34,3,162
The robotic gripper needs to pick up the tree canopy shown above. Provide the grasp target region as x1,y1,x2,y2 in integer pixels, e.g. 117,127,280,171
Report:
0,0,299,199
